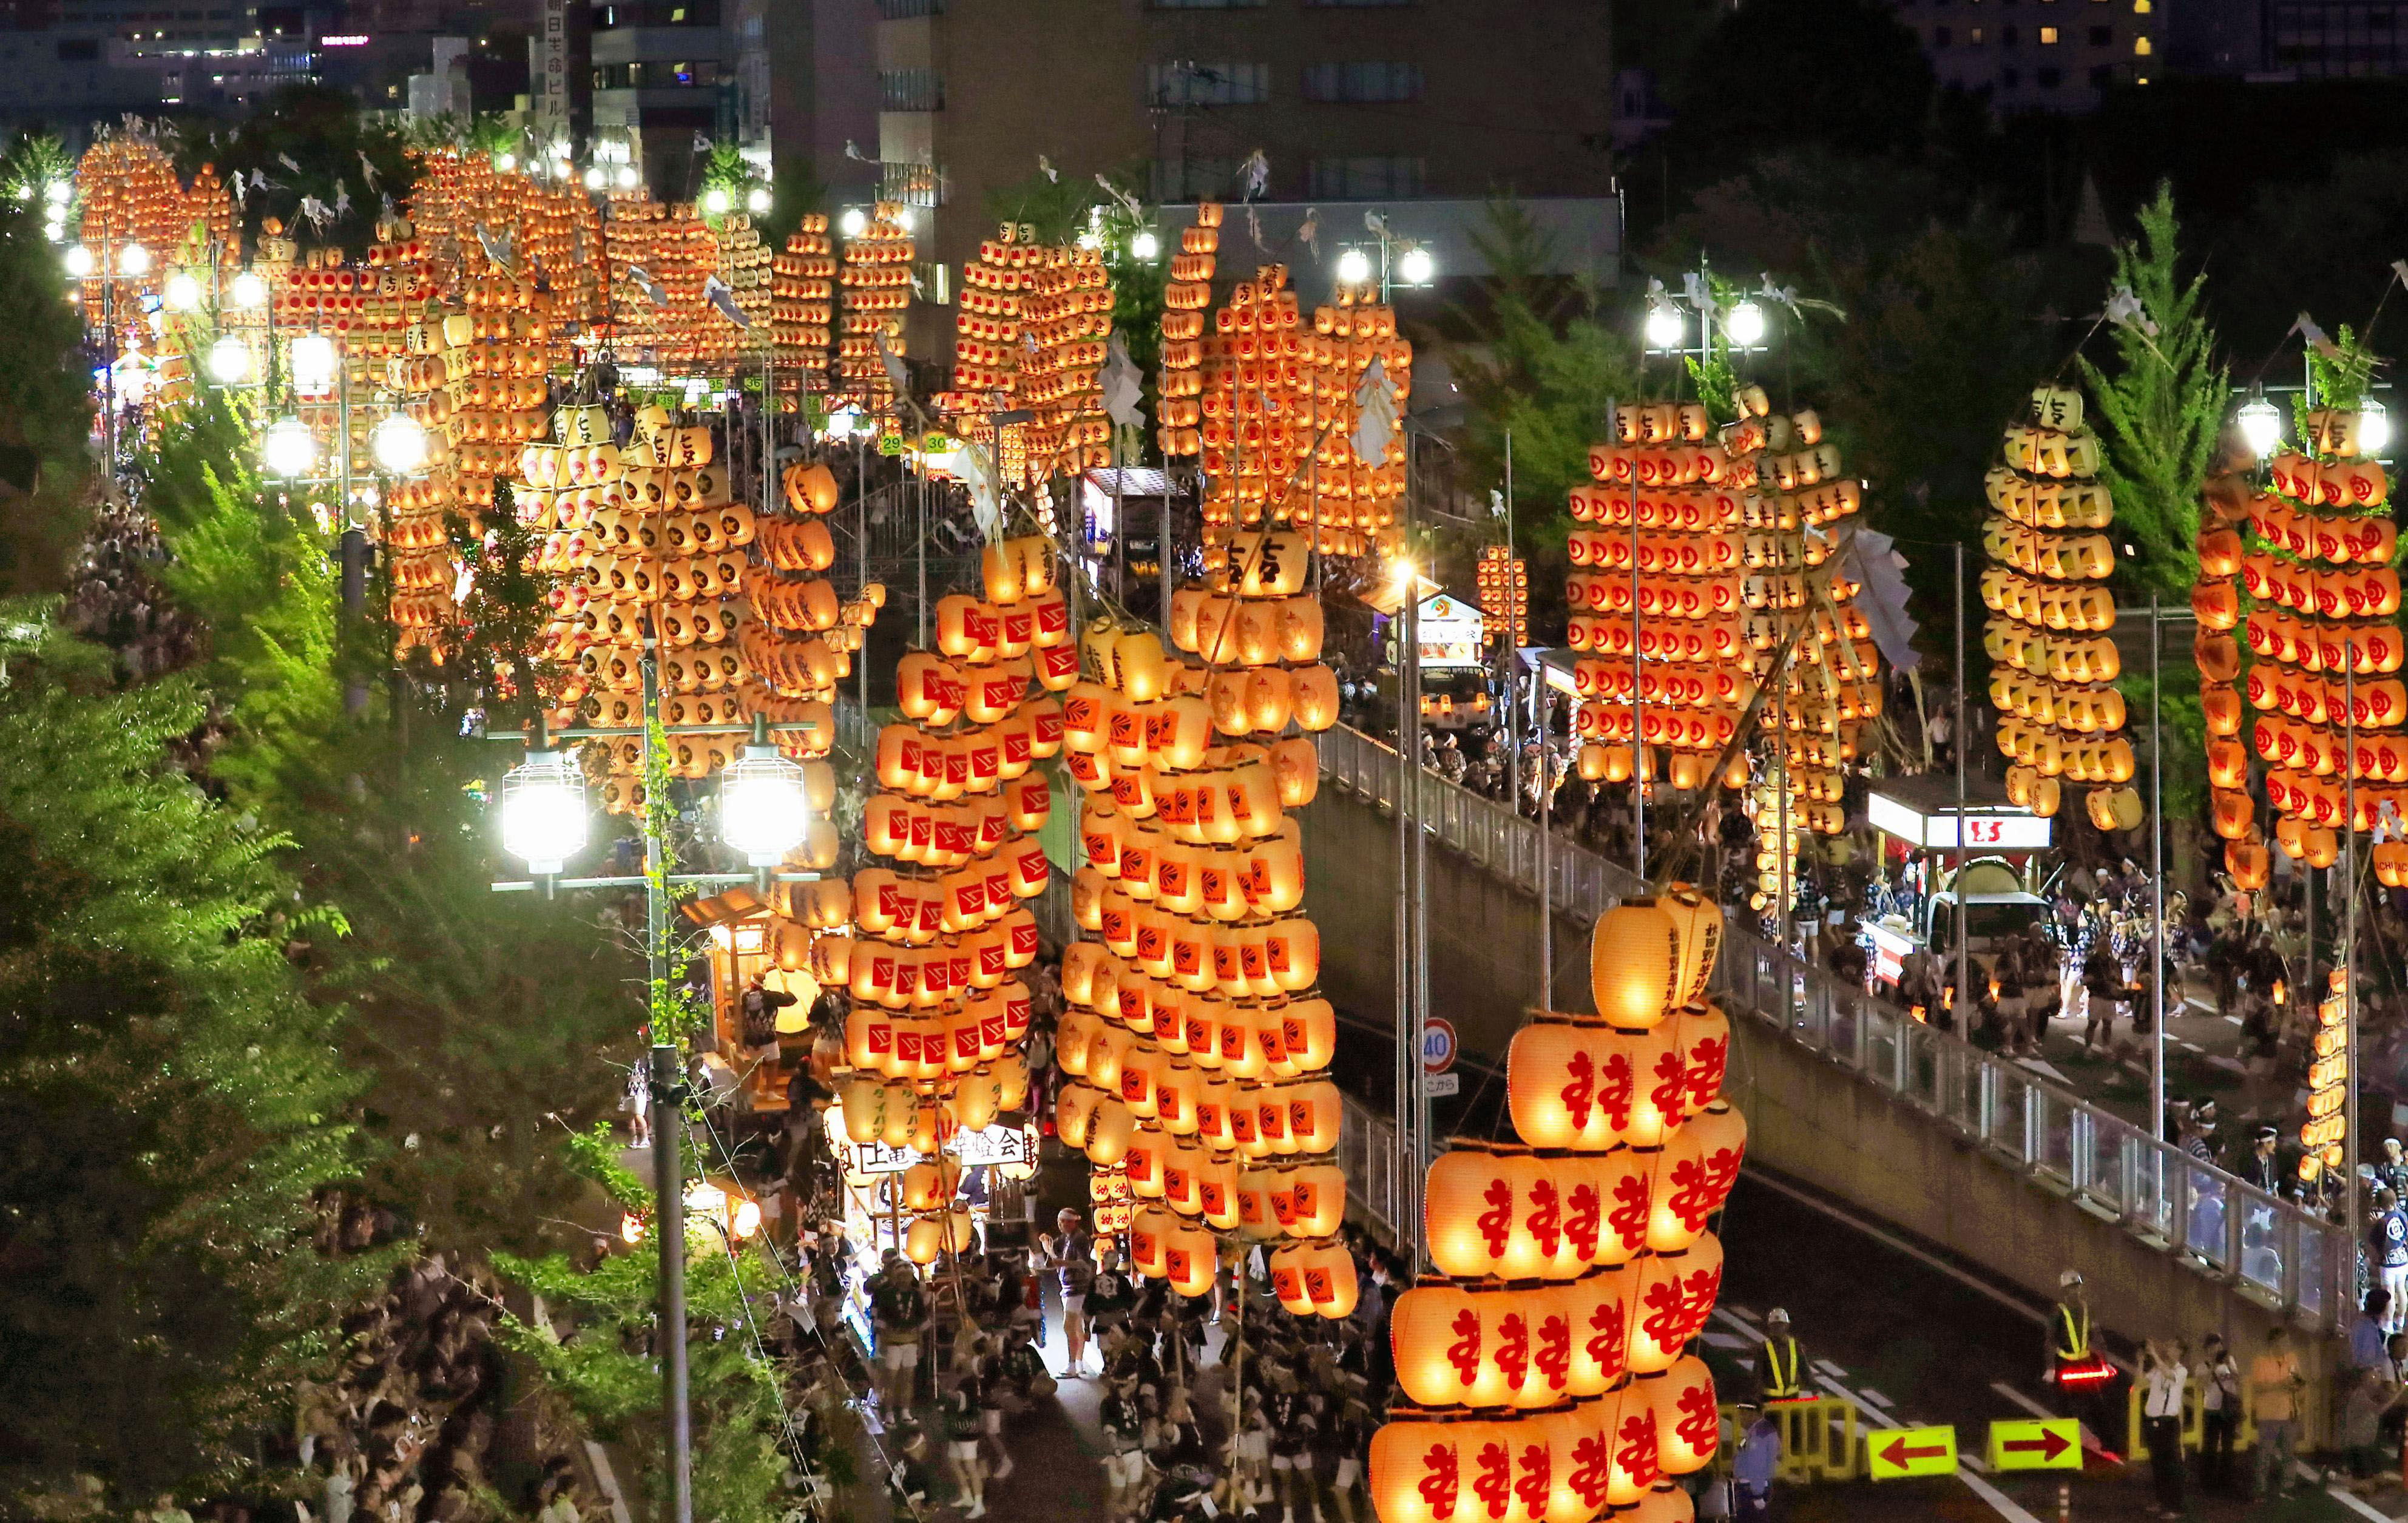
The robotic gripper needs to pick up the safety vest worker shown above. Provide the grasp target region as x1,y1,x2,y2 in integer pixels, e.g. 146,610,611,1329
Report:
1760,1309,1805,1402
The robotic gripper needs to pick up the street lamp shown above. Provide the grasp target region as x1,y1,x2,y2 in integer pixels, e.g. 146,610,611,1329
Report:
495,151,517,174
1336,248,1373,286
1397,246,1436,287
291,332,339,397
1725,299,1767,348
207,333,253,385
371,411,428,475
63,243,94,278
584,166,606,191
747,186,771,214
703,186,732,215
163,270,202,312
839,206,867,238
230,269,268,309
719,722,811,875
499,748,588,877
2362,398,2392,458
1131,228,1160,262
2236,393,2284,460
118,242,150,278
1643,305,1685,353
617,164,641,190
262,415,316,479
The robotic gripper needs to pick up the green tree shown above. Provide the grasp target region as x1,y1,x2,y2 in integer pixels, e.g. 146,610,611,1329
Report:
0,196,96,593
2077,183,2230,604
1449,199,1642,642
0,608,368,1508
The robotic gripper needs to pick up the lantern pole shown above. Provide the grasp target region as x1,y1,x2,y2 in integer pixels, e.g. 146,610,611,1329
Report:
856,429,870,711
2151,595,2166,1147
2347,635,2361,1254
649,1040,693,1523
1953,542,1967,1035
1629,446,1646,883
916,456,929,650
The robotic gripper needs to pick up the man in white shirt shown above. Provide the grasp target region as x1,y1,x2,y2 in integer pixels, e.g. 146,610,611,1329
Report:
2140,1339,2188,1517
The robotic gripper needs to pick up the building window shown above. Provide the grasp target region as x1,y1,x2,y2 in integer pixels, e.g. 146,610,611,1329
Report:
2134,32,2151,51
2089,23,2111,41
2038,24,2058,39
874,0,941,15
1300,61,1423,102
1305,0,1413,6
1970,24,1984,39
1148,60,1270,104
1153,155,1240,201
1307,154,1424,198
1934,23,1952,41
879,66,944,110
2003,64,2021,83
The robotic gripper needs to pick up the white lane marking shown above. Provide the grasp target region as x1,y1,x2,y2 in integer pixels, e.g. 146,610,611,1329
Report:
2327,1484,2392,1522
2176,1040,2204,1053
2223,1014,2244,1025
1856,1387,1895,1411
1989,1382,2059,1421
1722,1304,1762,1326
1813,1359,1852,1380
1742,1169,2136,1373
1703,1331,1751,1351
1808,1368,2044,1523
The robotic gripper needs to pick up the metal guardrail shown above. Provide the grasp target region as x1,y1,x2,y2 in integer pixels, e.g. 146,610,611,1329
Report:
1311,721,2355,1331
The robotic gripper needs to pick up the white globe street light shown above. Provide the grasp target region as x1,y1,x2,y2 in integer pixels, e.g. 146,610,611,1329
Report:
163,270,202,312
44,180,69,206
495,151,517,174
1336,248,1373,286
2236,394,2284,460
1130,229,1160,262
703,186,732,215
207,333,252,385
746,186,772,214
1398,246,1435,286
291,331,339,397
499,749,588,876
1726,299,1767,348
231,269,268,308
839,206,867,238
1643,306,1685,353
371,411,428,474
893,206,915,232
63,244,93,278
616,164,640,189
262,415,317,479
584,166,606,191
720,727,811,868
118,242,150,277
2362,398,2392,458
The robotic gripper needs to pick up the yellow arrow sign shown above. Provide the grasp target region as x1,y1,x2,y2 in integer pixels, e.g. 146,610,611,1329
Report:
1867,1425,1959,1481
1989,1417,2082,1471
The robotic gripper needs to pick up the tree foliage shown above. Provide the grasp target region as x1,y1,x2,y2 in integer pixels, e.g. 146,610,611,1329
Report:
2077,183,2230,604
0,198,96,592
0,607,370,1507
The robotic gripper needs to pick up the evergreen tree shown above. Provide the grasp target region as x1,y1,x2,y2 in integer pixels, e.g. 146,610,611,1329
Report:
0,192,96,593
2077,183,2231,604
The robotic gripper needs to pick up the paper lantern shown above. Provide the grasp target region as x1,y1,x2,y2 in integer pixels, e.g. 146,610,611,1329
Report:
1165,1222,1219,1298
1647,1356,1720,1476
1236,1166,1285,1239
1667,1003,1731,1115
1654,882,1723,1007
1615,1025,1691,1149
1559,1268,1630,1397
1620,1487,1694,1523
1369,1406,1470,1523
1625,1232,1725,1374
1394,1278,1510,1408
1279,1160,1348,1237
902,1155,964,1212
1303,1238,1359,1318
1508,1015,1621,1151
1280,996,1338,1072
1601,1380,1664,1508
1130,1204,1174,1277
1428,1144,1549,1280
1087,1095,1137,1165
1589,900,1682,1029
1645,1104,1747,1252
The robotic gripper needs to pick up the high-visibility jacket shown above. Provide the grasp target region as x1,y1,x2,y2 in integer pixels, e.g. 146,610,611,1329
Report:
1761,1336,1803,1400
2054,1301,2091,1362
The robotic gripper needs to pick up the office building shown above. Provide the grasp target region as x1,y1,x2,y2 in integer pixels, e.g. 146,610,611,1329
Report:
1889,0,2157,111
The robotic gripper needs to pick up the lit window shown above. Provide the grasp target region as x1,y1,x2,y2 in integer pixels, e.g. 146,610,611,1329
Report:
2040,25,2058,40
2132,0,2149,10
2134,33,2151,52
1970,24,1984,39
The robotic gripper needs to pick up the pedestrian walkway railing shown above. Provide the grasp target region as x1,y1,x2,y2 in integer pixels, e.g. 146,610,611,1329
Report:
1310,721,2356,1332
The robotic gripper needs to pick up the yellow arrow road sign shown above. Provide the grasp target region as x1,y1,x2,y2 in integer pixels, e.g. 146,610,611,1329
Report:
1867,1425,1959,1480
1989,1417,2082,1470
